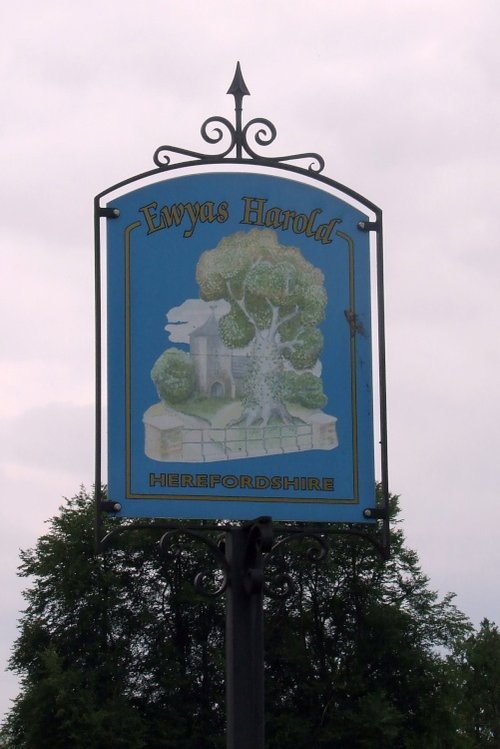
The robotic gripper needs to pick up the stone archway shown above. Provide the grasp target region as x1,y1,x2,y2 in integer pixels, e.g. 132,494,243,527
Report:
211,381,224,397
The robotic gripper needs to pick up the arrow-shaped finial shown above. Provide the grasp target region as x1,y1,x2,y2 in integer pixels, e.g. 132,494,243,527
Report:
152,63,325,171
227,62,250,158
227,61,250,103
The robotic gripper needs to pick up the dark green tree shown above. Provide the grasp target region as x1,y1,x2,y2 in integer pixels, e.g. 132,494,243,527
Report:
453,618,500,747
0,488,478,748
263,496,472,748
0,489,225,749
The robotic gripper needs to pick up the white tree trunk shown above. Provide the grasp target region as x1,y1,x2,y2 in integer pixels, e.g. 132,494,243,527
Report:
241,331,292,426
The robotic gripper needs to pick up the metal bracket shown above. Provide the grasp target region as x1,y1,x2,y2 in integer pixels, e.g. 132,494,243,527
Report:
363,507,387,520
100,500,122,513
357,219,379,232
98,206,120,219
242,517,273,594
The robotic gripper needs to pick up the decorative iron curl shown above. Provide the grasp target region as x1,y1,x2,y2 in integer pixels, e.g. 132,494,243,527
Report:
263,530,329,600
242,118,325,173
153,143,215,168
159,528,229,598
151,64,325,173
99,520,387,604
153,116,237,167
242,117,277,151
200,116,236,153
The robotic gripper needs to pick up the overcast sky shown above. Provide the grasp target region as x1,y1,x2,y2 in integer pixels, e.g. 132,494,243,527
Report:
1,0,499,721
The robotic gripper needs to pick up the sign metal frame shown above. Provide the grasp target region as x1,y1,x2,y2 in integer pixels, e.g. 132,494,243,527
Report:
95,64,389,552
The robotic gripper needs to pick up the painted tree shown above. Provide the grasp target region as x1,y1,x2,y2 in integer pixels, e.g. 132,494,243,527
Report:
281,371,327,409
196,229,327,425
151,348,196,405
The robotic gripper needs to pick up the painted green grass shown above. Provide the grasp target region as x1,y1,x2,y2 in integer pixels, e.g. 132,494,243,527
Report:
164,396,315,427
169,395,234,421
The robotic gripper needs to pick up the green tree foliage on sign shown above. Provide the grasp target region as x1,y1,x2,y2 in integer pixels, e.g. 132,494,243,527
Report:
281,370,327,409
196,229,327,425
151,348,196,405
0,488,493,748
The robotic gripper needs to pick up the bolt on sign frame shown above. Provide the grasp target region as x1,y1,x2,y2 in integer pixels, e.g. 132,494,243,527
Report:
95,63,389,556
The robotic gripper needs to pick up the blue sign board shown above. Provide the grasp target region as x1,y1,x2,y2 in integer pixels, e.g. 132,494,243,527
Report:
106,171,376,522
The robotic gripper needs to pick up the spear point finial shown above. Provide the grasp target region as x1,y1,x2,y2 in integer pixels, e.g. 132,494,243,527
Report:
227,61,250,103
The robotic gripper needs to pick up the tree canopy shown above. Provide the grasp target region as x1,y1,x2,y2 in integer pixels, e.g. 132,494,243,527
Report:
151,348,196,405
453,618,500,747
1,488,496,748
196,229,327,425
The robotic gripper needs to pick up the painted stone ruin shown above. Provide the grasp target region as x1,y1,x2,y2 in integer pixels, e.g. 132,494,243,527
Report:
143,229,338,463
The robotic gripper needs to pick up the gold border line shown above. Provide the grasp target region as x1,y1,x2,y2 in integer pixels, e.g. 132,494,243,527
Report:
124,221,142,497
126,491,357,505
122,219,364,507
336,230,359,500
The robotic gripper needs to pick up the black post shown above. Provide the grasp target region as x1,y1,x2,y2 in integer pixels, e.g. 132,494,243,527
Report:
225,525,266,749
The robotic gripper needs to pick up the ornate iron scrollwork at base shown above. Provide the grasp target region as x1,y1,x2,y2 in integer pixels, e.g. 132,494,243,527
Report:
102,518,386,601
159,527,229,597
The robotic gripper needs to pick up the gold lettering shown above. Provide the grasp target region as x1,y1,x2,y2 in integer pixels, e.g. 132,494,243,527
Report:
264,207,282,229
222,474,238,488
255,475,270,489
149,472,166,486
161,203,186,230
240,196,266,225
139,202,166,234
217,201,229,223
183,202,200,238
292,213,307,234
280,209,296,231
305,208,322,237
315,219,340,245
200,201,216,222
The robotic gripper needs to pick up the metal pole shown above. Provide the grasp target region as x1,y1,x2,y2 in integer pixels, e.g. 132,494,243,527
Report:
94,199,103,553
225,526,265,749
